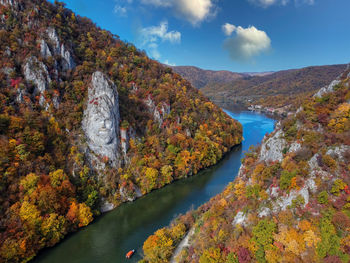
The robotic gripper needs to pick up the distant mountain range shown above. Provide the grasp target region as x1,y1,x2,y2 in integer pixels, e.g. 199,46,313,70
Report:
171,64,346,110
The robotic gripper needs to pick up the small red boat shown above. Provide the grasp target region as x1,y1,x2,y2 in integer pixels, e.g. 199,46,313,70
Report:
126,249,135,259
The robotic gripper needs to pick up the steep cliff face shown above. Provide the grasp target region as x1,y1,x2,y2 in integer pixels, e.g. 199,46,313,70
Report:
142,65,350,263
43,27,75,71
23,56,51,107
259,128,286,162
0,1,242,261
82,71,120,168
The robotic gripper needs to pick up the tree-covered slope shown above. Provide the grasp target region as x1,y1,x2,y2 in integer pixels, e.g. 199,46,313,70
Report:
171,66,247,90
0,0,242,262
141,66,350,263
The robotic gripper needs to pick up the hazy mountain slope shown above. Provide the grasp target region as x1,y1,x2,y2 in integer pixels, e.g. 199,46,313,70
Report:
171,66,248,90
142,65,350,263
0,1,242,262
172,64,346,111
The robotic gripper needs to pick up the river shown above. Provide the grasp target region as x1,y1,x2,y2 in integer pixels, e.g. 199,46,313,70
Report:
32,111,275,263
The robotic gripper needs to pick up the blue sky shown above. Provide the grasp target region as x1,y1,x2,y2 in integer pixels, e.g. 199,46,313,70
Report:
52,0,350,72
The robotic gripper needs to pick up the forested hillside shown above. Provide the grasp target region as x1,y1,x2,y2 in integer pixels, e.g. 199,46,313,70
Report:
0,0,242,262
173,65,346,111
171,66,248,90
142,66,350,262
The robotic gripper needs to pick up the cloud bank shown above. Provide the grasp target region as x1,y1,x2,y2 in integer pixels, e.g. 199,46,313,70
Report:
223,24,271,61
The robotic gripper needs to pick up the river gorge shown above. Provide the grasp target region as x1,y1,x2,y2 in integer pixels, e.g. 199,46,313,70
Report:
33,111,275,263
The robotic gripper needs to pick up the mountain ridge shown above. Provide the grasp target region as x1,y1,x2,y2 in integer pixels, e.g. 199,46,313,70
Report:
171,64,347,111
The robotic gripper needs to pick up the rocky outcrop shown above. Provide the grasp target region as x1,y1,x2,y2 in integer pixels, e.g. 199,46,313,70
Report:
46,27,60,54
82,71,120,167
52,94,60,109
119,185,142,202
314,64,349,98
273,178,316,213
16,88,24,103
100,199,115,213
120,128,129,156
1,67,13,76
326,145,350,162
60,44,75,70
314,79,341,98
232,211,247,227
0,0,21,10
4,46,11,56
23,56,51,107
259,129,286,162
288,142,301,153
43,27,75,70
144,95,171,127
40,39,52,59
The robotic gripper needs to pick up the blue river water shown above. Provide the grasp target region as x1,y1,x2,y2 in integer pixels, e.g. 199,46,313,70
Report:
32,111,275,263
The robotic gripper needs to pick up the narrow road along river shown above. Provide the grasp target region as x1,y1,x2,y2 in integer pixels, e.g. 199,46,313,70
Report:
32,111,275,263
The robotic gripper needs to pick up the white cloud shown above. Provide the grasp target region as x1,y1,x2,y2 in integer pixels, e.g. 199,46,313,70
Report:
222,23,236,36
114,5,127,16
223,25,271,61
140,21,181,44
140,0,216,26
141,0,172,7
174,0,215,26
113,0,134,16
295,0,314,5
248,0,314,7
139,21,181,59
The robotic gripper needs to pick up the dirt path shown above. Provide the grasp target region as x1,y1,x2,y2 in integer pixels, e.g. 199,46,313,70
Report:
170,228,195,263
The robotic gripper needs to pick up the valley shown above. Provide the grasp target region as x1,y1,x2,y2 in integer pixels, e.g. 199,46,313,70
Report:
0,0,349,262
172,64,346,112
32,111,275,263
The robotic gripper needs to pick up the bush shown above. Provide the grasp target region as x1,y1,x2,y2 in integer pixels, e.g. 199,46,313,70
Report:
291,195,305,208
318,191,329,204
323,155,337,171
0,114,10,134
316,210,346,260
293,147,313,162
331,179,346,196
279,170,297,190
251,219,276,262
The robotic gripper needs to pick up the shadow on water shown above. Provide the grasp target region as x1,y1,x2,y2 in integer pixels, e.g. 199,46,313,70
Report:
32,111,275,263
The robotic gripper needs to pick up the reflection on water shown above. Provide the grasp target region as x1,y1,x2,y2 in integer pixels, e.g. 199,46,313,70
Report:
32,111,275,263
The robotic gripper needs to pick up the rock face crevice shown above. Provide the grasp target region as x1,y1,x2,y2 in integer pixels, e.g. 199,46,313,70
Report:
82,71,120,168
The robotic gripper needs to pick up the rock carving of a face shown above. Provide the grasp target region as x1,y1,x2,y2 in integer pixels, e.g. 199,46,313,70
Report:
89,97,116,145
82,72,120,164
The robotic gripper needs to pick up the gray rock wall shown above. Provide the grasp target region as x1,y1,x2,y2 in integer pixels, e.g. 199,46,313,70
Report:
23,56,51,107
